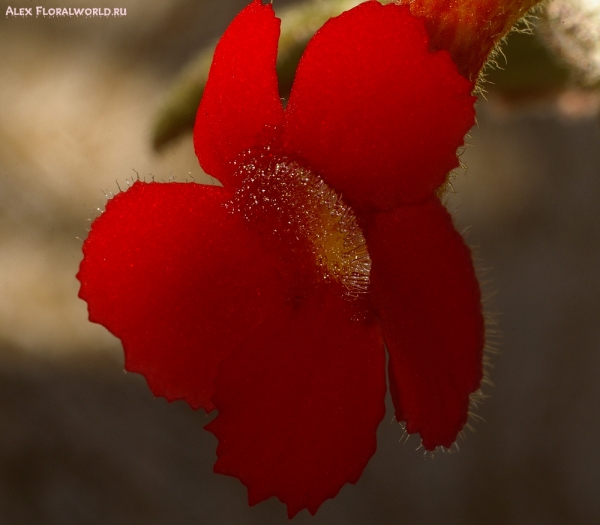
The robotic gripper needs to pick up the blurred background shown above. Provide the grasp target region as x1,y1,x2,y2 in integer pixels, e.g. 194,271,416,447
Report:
1,0,599,523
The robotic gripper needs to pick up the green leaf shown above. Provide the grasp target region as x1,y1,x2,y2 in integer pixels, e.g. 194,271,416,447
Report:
483,28,571,100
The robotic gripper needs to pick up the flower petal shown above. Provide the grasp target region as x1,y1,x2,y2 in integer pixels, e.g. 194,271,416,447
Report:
365,198,484,450
77,181,286,411
194,0,285,188
284,2,475,211
206,288,386,518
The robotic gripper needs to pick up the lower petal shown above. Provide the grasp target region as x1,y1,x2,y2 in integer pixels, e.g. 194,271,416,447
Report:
77,181,286,411
365,198,484,450
206,288,385,518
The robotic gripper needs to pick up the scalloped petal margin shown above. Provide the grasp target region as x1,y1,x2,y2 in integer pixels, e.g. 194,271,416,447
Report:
78,181,287,411
207,288,385,518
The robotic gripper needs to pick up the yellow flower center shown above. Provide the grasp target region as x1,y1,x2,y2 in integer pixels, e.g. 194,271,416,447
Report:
230,151,371,298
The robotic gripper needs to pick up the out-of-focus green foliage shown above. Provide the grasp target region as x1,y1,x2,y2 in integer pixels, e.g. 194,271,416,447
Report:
483,29,571,100
151,52,214,152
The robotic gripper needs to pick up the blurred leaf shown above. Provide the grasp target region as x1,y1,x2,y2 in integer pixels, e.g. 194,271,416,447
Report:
483,29,571,100
151,52,213,151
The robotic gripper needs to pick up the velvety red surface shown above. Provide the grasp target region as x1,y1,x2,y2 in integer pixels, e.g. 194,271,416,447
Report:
194,0,284,189
79,0,483,517
78,182,287,411
207,288,385,518
365,198,484,450
284,1,476,211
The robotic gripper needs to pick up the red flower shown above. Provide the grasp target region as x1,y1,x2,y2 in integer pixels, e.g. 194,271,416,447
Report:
78,0,484,517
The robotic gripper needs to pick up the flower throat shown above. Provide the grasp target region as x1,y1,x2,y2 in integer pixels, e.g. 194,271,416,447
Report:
229,151,371,298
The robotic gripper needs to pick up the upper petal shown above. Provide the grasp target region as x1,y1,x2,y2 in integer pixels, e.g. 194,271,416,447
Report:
365,197,484,450
284,2,475,211
77,181,287,411
206,287,386,518
193,0,285,188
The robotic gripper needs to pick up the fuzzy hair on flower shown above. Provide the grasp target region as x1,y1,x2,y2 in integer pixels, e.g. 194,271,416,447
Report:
76,0,536,517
